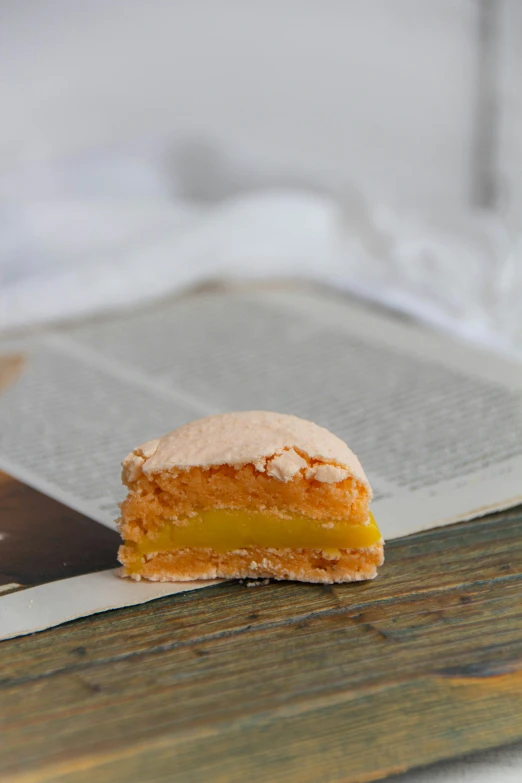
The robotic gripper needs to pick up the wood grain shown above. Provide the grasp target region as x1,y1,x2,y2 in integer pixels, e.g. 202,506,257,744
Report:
1,474,522,783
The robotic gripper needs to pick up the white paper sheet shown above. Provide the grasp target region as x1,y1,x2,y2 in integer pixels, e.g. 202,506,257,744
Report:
1,286,521,640
0,571,219,640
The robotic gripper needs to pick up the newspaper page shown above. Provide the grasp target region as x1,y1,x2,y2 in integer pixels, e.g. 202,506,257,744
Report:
1,286,521,639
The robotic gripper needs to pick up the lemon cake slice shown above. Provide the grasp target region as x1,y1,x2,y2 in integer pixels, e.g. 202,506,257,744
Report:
117,411,383,584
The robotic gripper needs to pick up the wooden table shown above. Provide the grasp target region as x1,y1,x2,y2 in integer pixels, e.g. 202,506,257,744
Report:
1,474,522,783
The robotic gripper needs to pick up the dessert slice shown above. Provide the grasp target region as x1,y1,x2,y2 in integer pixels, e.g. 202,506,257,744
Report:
118,411,383,584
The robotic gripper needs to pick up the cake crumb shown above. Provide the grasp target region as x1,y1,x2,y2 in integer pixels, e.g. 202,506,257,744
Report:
245,578,271,588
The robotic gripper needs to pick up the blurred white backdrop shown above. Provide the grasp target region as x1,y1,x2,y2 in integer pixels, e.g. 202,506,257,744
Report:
0,0,521,351
0,0,487,210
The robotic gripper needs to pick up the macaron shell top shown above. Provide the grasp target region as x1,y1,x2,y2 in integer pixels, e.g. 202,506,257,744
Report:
123,411,371,491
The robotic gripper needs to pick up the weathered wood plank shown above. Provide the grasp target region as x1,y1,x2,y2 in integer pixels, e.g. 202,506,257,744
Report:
1,474,522,783
13,670,521,783
3,580,522,746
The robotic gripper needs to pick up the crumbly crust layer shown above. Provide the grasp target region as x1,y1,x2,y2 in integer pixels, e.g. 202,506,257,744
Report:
119,542,384,584
122,411,371,491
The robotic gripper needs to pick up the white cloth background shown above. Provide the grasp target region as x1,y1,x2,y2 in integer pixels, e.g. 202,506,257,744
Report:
1,0,521,356
1,148,521,360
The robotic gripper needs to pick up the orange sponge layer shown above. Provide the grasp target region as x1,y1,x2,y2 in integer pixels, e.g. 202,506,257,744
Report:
119,544,384,584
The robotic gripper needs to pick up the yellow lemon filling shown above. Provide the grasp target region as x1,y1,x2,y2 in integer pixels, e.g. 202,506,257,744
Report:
133,510,381,556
